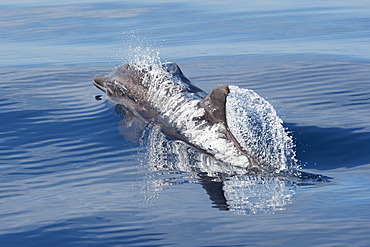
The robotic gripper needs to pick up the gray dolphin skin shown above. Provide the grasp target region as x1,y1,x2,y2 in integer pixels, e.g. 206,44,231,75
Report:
93,62,263,172
94,63,195,147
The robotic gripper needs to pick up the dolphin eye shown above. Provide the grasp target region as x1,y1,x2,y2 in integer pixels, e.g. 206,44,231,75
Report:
118,87,136,102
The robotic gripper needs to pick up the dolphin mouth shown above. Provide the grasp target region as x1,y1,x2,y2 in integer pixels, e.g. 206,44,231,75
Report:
93,74,108,92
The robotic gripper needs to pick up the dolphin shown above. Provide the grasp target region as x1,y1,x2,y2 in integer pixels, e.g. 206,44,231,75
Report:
93,62,269,172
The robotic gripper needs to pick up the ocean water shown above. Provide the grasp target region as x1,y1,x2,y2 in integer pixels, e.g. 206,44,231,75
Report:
1,0,370,246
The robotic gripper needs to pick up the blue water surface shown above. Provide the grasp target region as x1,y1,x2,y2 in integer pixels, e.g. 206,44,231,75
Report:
1,0,370,246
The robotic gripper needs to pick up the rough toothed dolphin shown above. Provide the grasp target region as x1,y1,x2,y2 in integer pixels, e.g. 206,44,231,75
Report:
93,62,273,172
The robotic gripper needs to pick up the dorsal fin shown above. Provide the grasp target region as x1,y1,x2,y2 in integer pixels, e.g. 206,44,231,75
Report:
198,84,259,168
198,84,230,124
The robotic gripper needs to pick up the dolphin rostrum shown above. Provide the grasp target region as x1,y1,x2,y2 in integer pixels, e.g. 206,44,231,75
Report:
93,62,275,173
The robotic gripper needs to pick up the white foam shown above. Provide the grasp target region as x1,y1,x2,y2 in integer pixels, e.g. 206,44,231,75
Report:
226,85,296,172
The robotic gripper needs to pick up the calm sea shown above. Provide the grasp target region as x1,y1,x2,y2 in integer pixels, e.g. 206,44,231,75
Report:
1,0,370,246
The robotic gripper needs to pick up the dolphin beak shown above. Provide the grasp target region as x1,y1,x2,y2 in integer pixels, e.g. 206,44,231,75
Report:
93,74,108,92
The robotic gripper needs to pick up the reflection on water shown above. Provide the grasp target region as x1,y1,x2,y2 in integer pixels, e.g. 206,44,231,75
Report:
223,176,294,215
137,125,295,215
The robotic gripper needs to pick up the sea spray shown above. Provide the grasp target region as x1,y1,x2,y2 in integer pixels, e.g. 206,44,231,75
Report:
226,85,296,172
115,44,296,171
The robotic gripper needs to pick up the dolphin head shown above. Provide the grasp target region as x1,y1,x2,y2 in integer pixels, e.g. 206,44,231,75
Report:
93,63,148,105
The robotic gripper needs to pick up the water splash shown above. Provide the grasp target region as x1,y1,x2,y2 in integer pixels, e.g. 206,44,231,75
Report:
107,45,303,214
143,69,294,171
118,32,162,68
112,43,296,172
226,85,296,172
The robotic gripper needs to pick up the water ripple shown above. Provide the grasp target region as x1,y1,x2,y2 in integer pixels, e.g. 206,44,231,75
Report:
0,66,143,233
